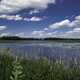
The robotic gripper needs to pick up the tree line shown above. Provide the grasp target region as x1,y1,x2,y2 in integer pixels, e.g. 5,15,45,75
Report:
0,36,80,42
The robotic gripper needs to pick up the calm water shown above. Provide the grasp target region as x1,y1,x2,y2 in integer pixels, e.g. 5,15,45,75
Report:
0,41,80,61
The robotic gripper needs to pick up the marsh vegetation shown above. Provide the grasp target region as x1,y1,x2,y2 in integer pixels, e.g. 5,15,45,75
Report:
0,48,80,80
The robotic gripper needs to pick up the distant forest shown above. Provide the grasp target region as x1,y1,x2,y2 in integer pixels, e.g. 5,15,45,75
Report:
0,36,80,42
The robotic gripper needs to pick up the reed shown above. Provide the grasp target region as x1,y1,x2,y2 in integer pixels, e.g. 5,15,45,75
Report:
0,49,80,80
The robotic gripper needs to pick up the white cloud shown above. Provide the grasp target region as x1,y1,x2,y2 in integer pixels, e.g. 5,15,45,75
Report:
31,30,59,38
0,14,43,21
62,31,80,38
29,9,40,14
0,0,55,13
30,16,42,21
75,15,80,20
0,26,7,30
60,15,80,38
44,28,48,31
31,19,72,38
31,15,80,38
0,32,28,37
32,30,45,36
0,32,10,37
49,19,71,29
24,16,42,21
0,14,23,21
15,32,25,37
60,28,80,38
73,28,80,32
47,15,80,38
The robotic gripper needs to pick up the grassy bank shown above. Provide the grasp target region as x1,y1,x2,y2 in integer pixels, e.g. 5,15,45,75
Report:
0,49,80,80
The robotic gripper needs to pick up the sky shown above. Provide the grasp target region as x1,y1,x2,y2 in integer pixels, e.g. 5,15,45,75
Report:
0,0,80,38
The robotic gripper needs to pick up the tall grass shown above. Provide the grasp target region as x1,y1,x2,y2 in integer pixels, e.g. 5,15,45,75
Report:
0,48,80,80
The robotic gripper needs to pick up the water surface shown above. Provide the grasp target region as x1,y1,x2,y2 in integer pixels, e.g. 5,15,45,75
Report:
0,41,80,62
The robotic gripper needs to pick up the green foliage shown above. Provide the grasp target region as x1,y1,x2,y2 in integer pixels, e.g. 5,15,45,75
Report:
0,48,13,80
0,50,80,80
10,56,25,80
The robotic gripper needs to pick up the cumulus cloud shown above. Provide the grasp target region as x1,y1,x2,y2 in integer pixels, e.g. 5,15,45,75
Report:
0,32,10,37
24,16,42,21
49,16,80,30
15,32,25,37
0,14,43,21
47,15,80,38
0,26,7,30
32,30,45,37
31,19,72,38
31,15,80,38
73,28,80,32
61,27,80,38
0,14,22,20
0,32,27,37
75,15,80,20
29,9,40,14
49,19,71,29
0,0,55,13
44,28,48,31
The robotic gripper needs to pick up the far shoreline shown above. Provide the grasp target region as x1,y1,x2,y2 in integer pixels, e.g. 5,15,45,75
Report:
0,36,80,43
0,39,80,43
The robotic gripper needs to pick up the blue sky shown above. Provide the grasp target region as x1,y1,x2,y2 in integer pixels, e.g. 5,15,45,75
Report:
0,0,80,38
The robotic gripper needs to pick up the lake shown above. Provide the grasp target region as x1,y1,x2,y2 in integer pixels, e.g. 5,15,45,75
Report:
0,41,80,63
